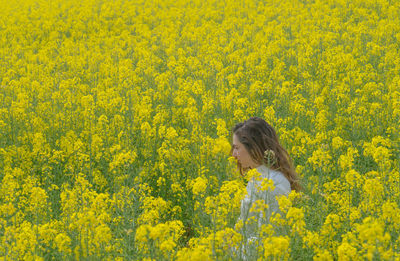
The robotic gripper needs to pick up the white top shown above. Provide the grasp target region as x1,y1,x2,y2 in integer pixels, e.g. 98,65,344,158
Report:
238,164,291,240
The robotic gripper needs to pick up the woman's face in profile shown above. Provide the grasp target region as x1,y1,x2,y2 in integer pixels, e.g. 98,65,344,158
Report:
232,134,258,169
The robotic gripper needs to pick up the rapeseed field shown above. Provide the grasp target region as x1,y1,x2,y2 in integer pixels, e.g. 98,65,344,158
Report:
0,0,399,260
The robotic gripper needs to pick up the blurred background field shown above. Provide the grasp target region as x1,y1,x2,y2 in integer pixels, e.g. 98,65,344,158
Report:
0,0,399,260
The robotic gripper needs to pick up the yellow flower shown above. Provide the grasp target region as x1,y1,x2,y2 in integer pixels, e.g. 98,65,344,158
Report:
215,118,228,137
361,177,384,213
314,249,334,261
54,233,72,254
338,147,358,170
192,176,208,197
332,136,345,150
263,236,290,260
135,225,150,243
286,207,306,236
337,241,359,261
245,168,261,180
259,177,275,191
307,147,333,173
212,136,231,155
94,224,112,248
381,200,400,229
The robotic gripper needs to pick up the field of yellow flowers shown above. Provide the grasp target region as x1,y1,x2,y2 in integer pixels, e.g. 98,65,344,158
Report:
1,0,399,260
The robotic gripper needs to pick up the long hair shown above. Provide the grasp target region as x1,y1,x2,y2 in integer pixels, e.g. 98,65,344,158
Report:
232,117,301,191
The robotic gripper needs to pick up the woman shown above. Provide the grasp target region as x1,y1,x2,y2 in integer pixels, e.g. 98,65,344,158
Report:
231,117,301,257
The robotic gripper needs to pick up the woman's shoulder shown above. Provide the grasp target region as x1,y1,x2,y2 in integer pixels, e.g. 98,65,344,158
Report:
256,165,290,188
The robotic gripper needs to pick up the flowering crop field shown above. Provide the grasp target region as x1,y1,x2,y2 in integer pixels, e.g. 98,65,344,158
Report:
1,0,399,260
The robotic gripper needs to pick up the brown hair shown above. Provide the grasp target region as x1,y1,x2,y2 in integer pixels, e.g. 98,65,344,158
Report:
232,117,301,191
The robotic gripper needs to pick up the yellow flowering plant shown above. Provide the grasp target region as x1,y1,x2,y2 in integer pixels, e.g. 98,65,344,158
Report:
0,0,399,259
